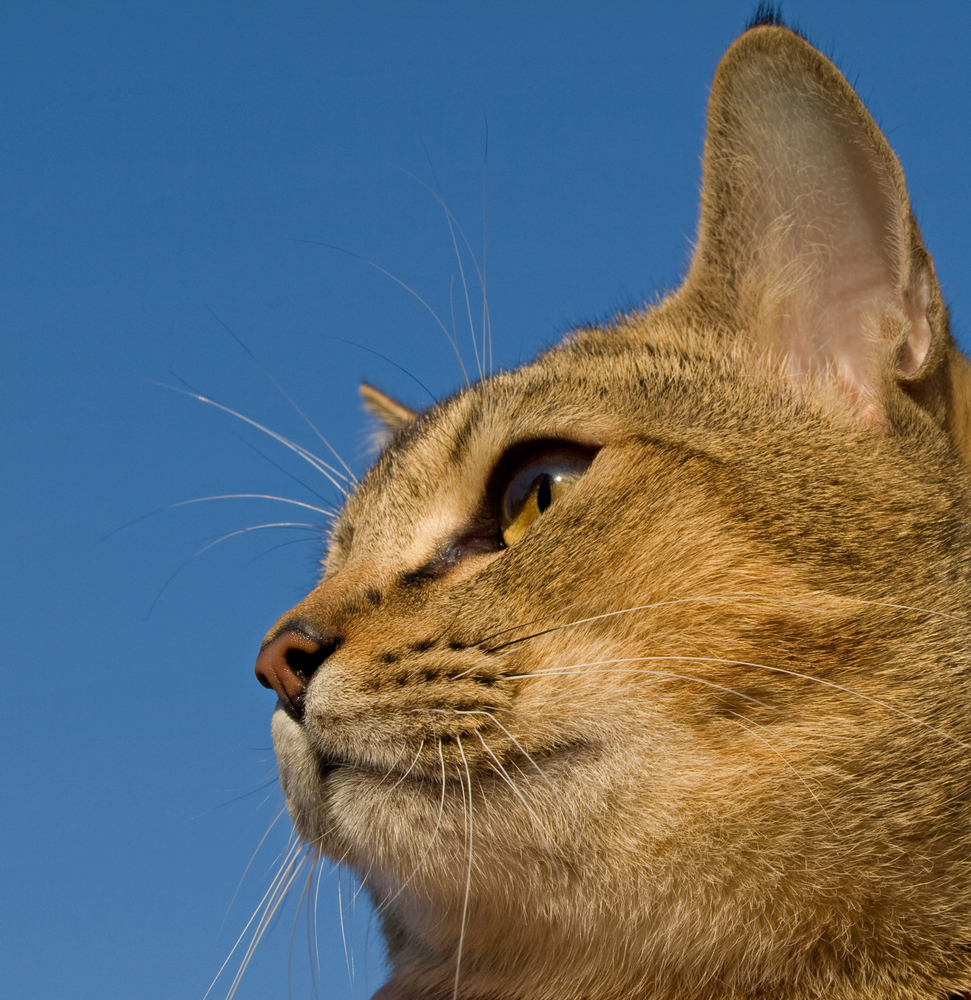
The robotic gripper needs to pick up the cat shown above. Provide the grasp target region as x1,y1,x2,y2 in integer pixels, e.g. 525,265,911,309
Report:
253,15,971,1000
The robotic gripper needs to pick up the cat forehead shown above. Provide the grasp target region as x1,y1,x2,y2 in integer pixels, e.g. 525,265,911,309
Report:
369,329,674,479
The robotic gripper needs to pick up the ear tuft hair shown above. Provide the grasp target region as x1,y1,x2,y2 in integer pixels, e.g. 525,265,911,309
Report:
746,3,786,30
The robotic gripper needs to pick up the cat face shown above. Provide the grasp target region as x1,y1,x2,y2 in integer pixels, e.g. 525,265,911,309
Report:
255,23,971,1000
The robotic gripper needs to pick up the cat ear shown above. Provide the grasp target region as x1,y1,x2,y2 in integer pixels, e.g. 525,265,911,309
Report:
360,383,418,433
683,25,958,428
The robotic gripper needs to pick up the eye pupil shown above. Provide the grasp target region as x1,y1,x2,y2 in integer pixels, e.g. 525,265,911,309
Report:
536,474,553,513
497,445,595,548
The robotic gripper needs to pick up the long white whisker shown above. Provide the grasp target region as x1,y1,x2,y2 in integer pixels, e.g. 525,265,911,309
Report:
441,709,559,798
148,522,321,613
375,743,449,914
482,594,970,656
400,168,491,376
168,493,334,517
214,803,290,947
288,864,318,998
158,383,351,493
313,853,323,983
439,188,481,379
453,736,474,1000
510,658,970,750
225,847,308,999
504,660,785,716
103,492,334,544
338,869,352,986
474,731,561,869
204,305,359,485
480,119,492,376
303,855,321,1000
382,739,426,793
204,839,306,1000
372,741,411,788
722,712,835,827
236,420,340,507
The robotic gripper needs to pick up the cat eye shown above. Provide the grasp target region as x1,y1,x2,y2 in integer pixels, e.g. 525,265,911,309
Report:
499,447,594,547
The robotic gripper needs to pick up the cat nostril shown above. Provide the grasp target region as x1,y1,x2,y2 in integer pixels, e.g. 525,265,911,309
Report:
254,630,341,719
285,637,339,679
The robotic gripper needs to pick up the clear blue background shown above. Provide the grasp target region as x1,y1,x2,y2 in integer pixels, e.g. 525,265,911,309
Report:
4,2,970,998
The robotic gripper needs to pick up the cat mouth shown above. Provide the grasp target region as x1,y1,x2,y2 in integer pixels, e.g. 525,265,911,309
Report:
314,753,341,782
275,695,305,723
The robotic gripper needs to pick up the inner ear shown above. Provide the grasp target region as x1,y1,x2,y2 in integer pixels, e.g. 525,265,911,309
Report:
683,25,938,422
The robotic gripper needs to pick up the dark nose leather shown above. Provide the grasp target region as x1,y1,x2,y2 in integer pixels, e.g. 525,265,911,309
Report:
254,629,337,719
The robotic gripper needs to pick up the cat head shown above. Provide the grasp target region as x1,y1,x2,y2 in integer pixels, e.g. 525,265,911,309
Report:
255,24,971,1000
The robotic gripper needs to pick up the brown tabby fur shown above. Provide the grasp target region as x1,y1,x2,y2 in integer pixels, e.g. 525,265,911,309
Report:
258,23,971,1000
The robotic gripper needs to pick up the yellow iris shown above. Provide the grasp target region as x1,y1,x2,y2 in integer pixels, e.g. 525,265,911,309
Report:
501,471,577,546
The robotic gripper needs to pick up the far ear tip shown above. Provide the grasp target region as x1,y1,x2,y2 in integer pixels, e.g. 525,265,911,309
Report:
359,382,419,433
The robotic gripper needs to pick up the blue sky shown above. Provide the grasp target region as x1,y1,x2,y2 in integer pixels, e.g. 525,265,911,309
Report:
4,2,971,998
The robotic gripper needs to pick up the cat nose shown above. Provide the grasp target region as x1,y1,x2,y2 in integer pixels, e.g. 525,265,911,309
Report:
254,627,341,720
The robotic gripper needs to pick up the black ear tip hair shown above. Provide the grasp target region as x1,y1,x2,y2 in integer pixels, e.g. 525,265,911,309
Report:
743,4,812,47
746,3,786,30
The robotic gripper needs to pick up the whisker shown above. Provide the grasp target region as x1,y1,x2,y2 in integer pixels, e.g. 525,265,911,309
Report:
474,731,561,870
484,594,969,655
214,803,291,946
288,239,470,387
203,304,359,485
102,493,332,544
227,847,309,999
167,493,334,517
332,337,439,406
157,382,352,493
338,869,353,987
453,736,474,1000
288,863,318,999
721,712,835,828
313,853,324,983
504,660,786,717
309,862,322,1000
236,434,341,508
400,167,489,380
440,191,480,379
372,741,411,788
382,739,427,793
239,535,321,570
446,709,561,799
480,115,492,376
510,657,970,750
204,839,307,1000
145,522,321,615
374,743,449,914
